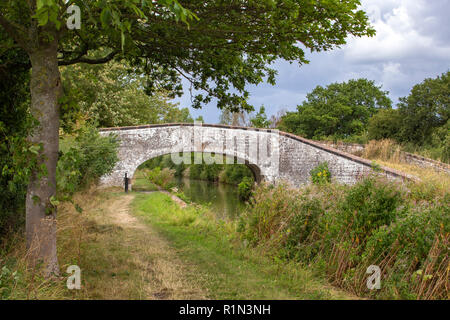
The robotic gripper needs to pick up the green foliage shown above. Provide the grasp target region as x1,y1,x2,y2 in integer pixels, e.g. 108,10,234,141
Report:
310,162,331,185
33,0,61,29
338,178,403,242
239,177,448,299
284,198,323,261
144,167,175,190
238,177,254,201
279,79,392,139
366,72,450,162
0,265,20,299
2,0,375,113
0,34,33,235
219,163,254,185
140,153,255,186
429,121,450,162
140,154,186,179
250,106,270,128
367,109,403,141
396,71,449,146
371,161,382,173
240,182,303,246
61,61,193,128
190,159,223,182
367,200,448,267
57,126,119,197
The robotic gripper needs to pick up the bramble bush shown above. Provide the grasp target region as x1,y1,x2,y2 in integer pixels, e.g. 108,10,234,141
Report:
363,199,449,299
239,177,448,299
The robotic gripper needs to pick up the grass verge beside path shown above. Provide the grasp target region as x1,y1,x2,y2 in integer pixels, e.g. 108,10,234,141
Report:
131,192,356,300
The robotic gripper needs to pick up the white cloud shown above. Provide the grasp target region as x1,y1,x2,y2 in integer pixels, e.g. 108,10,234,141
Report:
344,0,448,63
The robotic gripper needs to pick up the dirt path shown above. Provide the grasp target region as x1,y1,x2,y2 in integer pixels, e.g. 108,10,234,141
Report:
102,193,205,299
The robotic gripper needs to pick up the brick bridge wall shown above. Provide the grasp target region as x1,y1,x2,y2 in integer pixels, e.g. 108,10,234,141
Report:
99,123,411,189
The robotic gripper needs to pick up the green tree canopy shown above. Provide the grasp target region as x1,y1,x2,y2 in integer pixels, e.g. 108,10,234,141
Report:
396,71,449,145
195,115,204,123
367,109,402,141
61,61,192,128
250,106,270,128
1,0,375,111
162,104,193,123
279,79,392,139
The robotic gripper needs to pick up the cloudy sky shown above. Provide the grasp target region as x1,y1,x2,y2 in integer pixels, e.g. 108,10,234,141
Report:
175,0,450,124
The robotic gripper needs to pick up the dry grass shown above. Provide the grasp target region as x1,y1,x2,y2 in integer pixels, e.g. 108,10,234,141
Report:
0,230,69,299
374,160,449,198
363,139,404,162
57,188,206,299
1,187,205,300
362,139,450,197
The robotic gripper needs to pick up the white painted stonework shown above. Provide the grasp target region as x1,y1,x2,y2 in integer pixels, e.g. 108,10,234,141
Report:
99,124,410,190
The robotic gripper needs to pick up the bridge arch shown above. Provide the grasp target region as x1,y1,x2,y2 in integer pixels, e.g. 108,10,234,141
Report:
99,123,411,189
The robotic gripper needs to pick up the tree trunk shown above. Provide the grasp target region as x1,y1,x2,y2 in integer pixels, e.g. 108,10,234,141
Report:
26,41,61,277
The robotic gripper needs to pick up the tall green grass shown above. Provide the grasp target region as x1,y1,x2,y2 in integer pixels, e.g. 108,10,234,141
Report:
239,177,449,299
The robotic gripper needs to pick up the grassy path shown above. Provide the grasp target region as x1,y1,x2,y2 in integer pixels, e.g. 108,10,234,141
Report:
57,189,205,299
131,192,355,300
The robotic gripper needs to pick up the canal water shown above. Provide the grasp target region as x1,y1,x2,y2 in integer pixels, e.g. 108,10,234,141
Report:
171,177,246,219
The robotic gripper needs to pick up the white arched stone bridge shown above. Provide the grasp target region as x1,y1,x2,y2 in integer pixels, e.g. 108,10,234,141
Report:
99,123,410,189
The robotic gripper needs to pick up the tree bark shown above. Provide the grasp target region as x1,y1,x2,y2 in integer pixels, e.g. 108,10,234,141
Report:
26,41,61,277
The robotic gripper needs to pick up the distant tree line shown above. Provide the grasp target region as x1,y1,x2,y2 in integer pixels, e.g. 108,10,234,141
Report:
139,154,254,186
277,72,449,162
